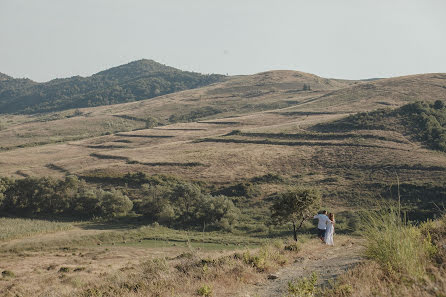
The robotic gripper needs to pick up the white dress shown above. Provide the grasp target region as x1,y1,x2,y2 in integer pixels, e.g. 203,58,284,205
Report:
324,220,334,245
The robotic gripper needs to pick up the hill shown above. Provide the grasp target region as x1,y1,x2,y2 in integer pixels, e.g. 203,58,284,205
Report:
0,59,225,114
293,73,446,112
1,70,446,221
314,100,446,151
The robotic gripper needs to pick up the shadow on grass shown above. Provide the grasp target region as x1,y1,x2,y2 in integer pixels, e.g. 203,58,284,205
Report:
79,216,153,231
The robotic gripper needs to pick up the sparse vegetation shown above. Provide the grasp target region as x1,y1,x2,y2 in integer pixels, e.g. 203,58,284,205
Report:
361,208,435,279
287,272,318,297
168,106,224,123
321,213,446,297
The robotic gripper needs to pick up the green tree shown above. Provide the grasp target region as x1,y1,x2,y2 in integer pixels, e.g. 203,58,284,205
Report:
433,100,445,110
271,187,321,241
97,189,133,218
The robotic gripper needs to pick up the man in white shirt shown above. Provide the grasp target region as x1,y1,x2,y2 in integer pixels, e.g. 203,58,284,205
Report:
313,210,330,242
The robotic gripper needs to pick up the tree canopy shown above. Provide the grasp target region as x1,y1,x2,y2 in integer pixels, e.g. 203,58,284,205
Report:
0,59,225,114
271,187,321,241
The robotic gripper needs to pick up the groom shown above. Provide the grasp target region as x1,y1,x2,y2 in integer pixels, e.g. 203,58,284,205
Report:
313,210,329,242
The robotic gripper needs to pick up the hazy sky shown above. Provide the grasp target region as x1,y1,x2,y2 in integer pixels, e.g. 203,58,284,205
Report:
1,0,445,82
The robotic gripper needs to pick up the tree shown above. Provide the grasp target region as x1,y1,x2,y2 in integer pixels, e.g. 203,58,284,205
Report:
270,187,321,241
97,189,133,218
433,100,445,110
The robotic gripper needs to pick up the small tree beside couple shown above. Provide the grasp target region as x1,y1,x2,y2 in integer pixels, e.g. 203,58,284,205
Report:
270,187,335,245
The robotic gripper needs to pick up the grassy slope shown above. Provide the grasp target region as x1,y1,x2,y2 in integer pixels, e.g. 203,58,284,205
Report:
0,70,352,150
0,71,445,214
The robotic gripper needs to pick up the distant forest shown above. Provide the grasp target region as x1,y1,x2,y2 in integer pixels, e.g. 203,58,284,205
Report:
0,59,225,114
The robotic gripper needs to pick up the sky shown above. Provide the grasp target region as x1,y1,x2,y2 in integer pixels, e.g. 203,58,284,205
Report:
0,0,445,82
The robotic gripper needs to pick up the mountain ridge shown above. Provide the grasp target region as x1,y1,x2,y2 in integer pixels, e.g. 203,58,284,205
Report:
0,59,226,114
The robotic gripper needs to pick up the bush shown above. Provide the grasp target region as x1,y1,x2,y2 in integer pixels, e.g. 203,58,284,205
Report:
250,173,285,184
287,272,318,297
214,182,260,198
197,284,213,296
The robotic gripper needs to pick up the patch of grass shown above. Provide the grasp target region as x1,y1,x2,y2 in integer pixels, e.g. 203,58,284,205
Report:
0,224,266,252
321,214,446,297
0,218,72,241
361,208,435,279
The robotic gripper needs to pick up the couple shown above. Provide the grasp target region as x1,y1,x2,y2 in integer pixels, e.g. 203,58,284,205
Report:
313,210,335,245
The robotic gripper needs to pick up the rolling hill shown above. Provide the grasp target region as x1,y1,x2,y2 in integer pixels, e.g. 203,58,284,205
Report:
0,59,225,114
0,66,445,220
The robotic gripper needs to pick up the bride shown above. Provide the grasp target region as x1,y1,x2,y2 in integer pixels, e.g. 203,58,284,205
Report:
324,213,335,245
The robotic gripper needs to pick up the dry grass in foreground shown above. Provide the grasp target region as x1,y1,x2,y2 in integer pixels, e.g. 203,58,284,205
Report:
0,238,302,297
321,213,446,297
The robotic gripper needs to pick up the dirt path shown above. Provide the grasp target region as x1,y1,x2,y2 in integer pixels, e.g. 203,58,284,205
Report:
249,236,364,297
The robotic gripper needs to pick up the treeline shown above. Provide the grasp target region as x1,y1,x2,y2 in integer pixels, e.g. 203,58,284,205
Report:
0,59,225,114
0,176,132,218
123,172,240,230
0,174,240,230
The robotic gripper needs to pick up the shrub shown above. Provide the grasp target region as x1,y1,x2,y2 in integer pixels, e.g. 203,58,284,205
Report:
140,258,168,277
214,182,260,198
287,272,318,297
97,189,133,218
251,173,285,184
58,267,70,273
284,242,301,252
169,106,223,123
197,284,213,296
243,250,267,272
